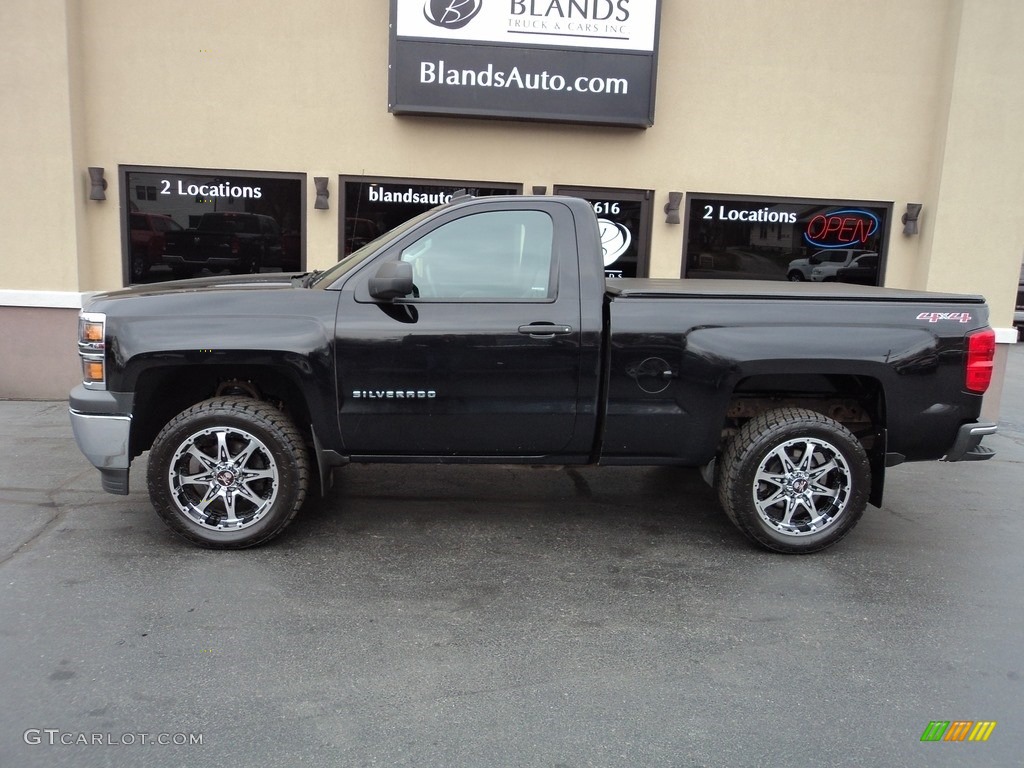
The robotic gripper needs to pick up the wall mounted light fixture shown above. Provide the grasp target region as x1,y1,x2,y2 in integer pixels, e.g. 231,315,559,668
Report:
664,191,683,224
532,186,547,196
88,167,107,201
902,202,922,235
314,177,330,210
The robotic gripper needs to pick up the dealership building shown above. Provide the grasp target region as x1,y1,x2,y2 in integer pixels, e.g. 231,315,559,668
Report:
1,0,1022,407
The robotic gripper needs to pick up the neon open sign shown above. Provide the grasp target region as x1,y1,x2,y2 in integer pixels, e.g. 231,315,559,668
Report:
804,209,880,249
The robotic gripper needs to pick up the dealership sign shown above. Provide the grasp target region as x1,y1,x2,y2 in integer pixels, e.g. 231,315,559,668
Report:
389,0,662,127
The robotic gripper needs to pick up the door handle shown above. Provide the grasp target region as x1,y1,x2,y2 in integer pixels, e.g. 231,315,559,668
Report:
518,323,574,338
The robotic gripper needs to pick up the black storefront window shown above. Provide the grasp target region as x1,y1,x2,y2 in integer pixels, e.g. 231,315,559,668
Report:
340,176,521,260
121,167,304,285
553,186,652,279
683,194,892,286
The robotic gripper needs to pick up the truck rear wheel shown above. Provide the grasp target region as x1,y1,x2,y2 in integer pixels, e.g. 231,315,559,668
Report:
130,249,148,281
717,407,870,553
146,397,310,548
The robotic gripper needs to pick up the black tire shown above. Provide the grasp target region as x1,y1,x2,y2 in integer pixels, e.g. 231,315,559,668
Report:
230,255,259,275
146,397,310,549
787,271,805,282
717,407,870,554
232,250,261,275
130,249,148,281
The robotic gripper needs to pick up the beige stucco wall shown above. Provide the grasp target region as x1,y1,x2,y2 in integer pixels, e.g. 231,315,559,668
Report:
0,0,84,293
2,0,1022,329
922,0,1024,328
0,306,81,399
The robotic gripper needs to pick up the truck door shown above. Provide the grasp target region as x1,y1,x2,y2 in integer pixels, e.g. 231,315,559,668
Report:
333,201,584,457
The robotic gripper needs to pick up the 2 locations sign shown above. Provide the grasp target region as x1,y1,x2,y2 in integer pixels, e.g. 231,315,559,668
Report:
389,0,662,127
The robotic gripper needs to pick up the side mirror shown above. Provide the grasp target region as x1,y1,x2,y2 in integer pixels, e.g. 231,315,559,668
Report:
369,261,414,300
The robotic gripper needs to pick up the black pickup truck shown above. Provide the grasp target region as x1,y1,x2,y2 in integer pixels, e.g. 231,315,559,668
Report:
162,211,284,276
70,195,998,553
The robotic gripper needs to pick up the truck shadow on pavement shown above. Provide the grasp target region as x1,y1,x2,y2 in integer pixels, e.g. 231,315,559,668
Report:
289,463,745,552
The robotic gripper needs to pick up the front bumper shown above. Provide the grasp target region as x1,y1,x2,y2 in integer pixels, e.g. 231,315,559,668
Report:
942,422,998,462
68,385,134,494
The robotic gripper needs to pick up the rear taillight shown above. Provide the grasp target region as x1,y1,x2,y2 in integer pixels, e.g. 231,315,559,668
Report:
965,328,995,393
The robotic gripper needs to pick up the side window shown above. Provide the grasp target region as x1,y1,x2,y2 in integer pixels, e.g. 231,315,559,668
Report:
400,210,554,300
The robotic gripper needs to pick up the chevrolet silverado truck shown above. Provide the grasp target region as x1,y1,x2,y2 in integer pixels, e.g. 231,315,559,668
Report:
162,211,283,277
69,195,998,553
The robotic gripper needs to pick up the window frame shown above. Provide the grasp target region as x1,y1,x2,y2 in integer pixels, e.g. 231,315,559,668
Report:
119,164,306,286
348,199,582,306
681,192,893,285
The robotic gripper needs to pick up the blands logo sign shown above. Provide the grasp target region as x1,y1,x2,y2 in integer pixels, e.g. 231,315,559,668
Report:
397,0,659,53
423,0,483,30
598,219,631,267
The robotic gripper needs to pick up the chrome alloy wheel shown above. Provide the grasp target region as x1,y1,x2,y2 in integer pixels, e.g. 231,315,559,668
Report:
167,426,280,531
752,436,852,536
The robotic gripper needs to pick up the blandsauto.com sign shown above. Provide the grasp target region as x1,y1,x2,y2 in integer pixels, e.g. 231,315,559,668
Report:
389,0,662,127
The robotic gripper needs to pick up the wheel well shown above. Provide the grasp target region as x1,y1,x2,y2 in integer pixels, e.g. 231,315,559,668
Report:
723,373,885,452
130,365,313,459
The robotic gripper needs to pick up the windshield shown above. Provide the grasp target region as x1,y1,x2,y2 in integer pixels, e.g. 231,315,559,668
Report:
309,207,442,288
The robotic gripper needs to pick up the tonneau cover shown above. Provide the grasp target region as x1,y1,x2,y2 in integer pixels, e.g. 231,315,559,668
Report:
605,278,985,303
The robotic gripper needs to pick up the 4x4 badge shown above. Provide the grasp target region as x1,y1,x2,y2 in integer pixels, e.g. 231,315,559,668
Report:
917,312,972,323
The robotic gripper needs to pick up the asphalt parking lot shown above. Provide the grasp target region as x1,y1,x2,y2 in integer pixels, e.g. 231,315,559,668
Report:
2,345,1022,768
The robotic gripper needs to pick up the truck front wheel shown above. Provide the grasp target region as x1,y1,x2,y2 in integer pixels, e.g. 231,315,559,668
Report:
717,408,870,554
146,397,310,548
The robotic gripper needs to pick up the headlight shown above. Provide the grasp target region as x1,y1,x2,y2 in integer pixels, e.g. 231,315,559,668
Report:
78,311,106,389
